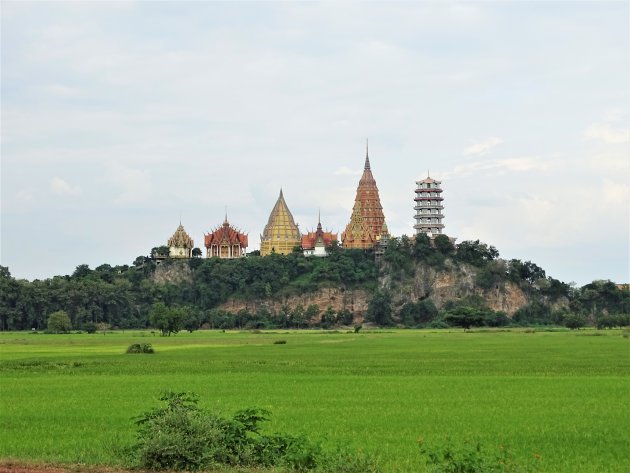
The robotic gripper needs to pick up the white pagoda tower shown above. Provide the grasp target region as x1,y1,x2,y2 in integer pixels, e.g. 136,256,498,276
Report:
413,174,445,237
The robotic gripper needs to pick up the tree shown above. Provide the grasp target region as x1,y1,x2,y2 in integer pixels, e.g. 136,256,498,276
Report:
455,240,499,266
443,306,485,330
192,247,202,258
47,310,72,333
304,304,320,325
152,246,170,259
366,290,392,326
413,233,432,260
434,234,455,255
563,314,586,330
149,302,184,336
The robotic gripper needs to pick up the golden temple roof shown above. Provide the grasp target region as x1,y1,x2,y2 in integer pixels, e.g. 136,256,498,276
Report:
260,189,301,256
168,223,194,249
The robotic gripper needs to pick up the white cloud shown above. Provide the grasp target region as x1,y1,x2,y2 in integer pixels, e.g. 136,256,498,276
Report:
49,177,81,196
584,123,629,144
334,166,362,176
444,155,553,179
603,108,625,122
106,163,152,205
463,137,503,156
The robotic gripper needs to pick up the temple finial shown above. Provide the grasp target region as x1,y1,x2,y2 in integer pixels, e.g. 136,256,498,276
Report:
364,139,371,170
279,188,284,198
224,206,228,224
427,169,430,178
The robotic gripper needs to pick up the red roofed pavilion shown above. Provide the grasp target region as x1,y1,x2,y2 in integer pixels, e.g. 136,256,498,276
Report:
204,215,248,258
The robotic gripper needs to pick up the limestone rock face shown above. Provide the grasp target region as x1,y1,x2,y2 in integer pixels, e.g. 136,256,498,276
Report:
219,287,371,322
152,261,193,285
383,260,530,316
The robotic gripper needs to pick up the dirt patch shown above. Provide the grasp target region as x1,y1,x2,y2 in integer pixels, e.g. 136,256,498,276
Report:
0,462,129,473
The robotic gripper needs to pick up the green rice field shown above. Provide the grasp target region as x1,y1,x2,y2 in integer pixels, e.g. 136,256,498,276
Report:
0,329,628,472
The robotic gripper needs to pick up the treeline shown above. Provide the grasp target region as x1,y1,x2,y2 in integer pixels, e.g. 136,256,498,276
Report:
0,248,376,331
0,236,628,331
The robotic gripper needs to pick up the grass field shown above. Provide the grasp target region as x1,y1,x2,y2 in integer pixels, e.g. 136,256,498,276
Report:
0,329,628,472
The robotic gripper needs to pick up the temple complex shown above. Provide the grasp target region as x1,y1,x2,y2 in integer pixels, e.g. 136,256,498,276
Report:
167,222,194,258
341,145,389,249
260,189,301,256
204,215,248,258
301,213,337,257
413,174,445,237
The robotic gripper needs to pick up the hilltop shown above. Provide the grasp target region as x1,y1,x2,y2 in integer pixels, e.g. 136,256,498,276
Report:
1,234,627,332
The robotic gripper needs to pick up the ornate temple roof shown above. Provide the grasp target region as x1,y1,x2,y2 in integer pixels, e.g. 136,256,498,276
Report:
342,144,388,249
168,223,194,249
301,217,337,250
204,215,248,248
418,172,439,184
260,189,301,256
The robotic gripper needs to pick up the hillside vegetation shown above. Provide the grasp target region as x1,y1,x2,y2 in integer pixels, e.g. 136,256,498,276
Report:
0,234,627,331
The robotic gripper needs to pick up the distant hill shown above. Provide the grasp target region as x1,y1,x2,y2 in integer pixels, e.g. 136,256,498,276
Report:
0,236,628,331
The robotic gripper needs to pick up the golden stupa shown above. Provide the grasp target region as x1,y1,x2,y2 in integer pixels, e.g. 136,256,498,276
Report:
260,189,301,256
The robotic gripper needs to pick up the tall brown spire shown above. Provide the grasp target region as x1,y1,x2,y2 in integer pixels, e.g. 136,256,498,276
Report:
341,145,388,249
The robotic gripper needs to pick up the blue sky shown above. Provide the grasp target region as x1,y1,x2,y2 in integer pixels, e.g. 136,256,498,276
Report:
1,1,628,285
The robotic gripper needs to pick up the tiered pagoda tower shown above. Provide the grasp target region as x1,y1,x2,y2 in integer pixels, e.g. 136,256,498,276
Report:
167,222,194,258
301,213,337,257
341,145,388,249
204,214,248,258
260,189,301,256
413,174,445,237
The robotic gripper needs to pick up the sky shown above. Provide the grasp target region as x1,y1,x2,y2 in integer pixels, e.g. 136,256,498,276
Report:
1,1,629,286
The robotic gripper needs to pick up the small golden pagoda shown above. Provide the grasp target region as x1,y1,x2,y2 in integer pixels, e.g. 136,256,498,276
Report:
260,189,301,256
167,222,194,258
341,144,388,249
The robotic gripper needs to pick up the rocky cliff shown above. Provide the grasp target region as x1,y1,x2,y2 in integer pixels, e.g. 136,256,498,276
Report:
217,259,531,319
218,287,371,321
151,261,193,285
382,260,529,316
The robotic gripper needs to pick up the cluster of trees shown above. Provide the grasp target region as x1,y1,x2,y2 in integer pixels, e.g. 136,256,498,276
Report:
1,236,628,331
0,249,376,331
365,294,510,329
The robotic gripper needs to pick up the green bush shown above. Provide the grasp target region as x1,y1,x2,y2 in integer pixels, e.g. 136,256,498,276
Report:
274,340,287,344
419,437,525,473
126,343,154,354
128,391,380,472
82,322,97,333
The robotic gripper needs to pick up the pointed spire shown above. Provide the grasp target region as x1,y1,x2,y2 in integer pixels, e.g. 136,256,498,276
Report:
279,188,284,199
224,206,229,225
364,138,371,170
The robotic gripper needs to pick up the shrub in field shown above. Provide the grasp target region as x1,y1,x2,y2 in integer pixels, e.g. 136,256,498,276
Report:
47,310,72,333
82,322,97,333
129,391,380,472
418,437,527,473
563,314,586,330
274,339,287,344
126,343,154,354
